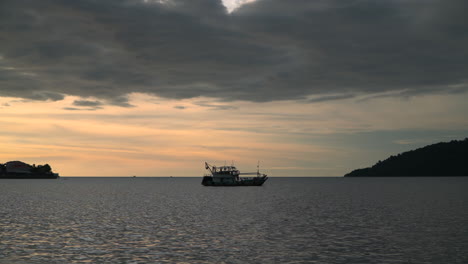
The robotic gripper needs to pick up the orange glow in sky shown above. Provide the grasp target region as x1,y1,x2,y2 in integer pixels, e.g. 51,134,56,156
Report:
1,92,467,176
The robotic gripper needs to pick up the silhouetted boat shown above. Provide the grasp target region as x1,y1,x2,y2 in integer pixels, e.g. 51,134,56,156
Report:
202,162,268,186
0,161,59,179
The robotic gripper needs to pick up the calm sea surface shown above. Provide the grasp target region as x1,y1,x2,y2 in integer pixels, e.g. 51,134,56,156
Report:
1,177,467,263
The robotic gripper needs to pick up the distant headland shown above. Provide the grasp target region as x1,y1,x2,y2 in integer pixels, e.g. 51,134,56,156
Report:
0,161,59,179
344,138,468,177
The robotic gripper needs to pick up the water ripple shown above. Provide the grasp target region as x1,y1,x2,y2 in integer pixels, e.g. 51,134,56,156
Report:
1,177,468,263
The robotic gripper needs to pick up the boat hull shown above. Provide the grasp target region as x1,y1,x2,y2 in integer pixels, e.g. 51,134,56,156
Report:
201,176,267,186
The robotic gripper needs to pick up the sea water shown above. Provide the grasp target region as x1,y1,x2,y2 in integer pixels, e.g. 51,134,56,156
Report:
1,177,467,263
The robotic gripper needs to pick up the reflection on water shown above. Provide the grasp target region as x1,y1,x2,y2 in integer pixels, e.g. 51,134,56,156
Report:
1,177,468,263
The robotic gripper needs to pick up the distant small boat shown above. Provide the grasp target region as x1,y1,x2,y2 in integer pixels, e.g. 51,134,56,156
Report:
202,162,268,186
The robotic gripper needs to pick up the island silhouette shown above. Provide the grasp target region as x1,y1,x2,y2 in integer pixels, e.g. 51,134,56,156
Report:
0,161,59,179
344,138,468,177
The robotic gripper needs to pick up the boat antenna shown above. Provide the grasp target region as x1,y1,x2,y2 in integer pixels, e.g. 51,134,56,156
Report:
257,160,260,176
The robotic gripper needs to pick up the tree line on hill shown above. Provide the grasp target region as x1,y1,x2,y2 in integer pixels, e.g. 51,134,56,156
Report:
344,138,468,177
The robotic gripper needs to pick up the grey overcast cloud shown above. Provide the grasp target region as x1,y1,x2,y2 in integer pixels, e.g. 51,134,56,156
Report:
1,0,467,106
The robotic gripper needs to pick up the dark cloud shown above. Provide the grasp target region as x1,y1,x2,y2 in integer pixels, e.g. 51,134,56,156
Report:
0,0,467,104
174,105,186,109
66,100,103,110
73,100,103,107
63,107,100,111
194,101,237,110
307,94,356,103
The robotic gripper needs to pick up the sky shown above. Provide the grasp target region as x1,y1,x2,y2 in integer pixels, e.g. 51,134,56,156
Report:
1,0,467,176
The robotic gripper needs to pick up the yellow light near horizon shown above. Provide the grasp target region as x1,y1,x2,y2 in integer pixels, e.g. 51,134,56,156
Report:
2,91,468,176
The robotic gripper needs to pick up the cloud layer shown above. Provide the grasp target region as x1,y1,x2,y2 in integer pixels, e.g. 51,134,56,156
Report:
1,0,467,105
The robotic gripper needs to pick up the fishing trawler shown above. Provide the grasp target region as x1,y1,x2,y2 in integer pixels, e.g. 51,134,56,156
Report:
202,162,268,186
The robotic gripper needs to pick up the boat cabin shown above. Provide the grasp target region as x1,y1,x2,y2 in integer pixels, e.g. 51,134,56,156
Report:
211,166,240,183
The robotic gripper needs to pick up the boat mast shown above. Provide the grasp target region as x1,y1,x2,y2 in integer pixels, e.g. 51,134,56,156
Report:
257,161,260,176
205,162,214,174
